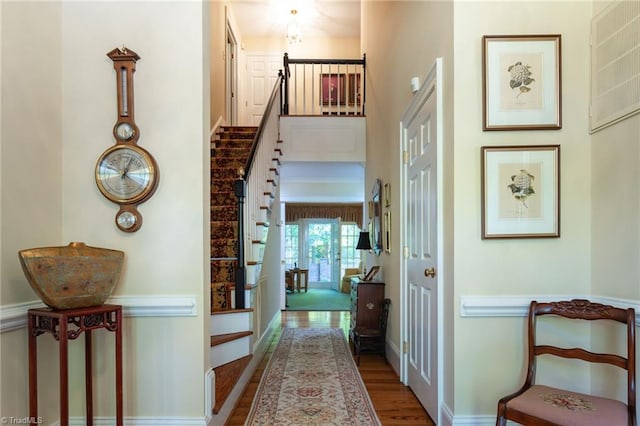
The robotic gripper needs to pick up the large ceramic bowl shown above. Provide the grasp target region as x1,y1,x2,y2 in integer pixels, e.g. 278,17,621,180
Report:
18,242,124,310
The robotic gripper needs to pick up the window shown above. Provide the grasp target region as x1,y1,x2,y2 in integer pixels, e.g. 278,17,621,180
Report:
340,223,361,278
284,223,299,269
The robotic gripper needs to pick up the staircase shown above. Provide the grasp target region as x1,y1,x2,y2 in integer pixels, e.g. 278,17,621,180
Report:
210,125,257,414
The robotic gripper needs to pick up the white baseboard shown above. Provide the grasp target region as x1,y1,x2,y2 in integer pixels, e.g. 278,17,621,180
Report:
66,417,207,425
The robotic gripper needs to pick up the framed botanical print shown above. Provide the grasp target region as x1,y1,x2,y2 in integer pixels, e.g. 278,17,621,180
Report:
482,35,562,130
481,145,560,239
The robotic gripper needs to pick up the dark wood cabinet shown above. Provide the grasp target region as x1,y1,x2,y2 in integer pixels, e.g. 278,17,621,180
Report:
349,278,385,341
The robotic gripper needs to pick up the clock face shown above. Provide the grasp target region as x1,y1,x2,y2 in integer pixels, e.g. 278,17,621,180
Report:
95,145,158,204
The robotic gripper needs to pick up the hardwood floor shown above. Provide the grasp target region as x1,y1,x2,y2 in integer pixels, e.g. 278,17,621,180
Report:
225,311,434,425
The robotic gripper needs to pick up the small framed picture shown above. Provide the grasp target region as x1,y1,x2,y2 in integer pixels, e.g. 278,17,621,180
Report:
383,211,391,254
320,73,346,106
347,73,361,106
481,145,560,239
482,35,562,130
363,266,380,281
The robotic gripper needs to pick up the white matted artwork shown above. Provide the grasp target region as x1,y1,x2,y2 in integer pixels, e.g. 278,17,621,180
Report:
482,35,562,131
481,145,560,239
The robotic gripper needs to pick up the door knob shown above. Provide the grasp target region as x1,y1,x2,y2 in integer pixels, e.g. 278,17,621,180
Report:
424,267,436,278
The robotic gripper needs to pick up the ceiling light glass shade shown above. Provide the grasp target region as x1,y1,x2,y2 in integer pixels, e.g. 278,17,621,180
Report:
356,231,372,250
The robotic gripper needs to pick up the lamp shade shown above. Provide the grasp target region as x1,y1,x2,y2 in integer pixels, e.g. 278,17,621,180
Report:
356,231,372,250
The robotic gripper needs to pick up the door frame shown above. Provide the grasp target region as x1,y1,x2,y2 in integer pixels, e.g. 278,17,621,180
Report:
399,58,444,425
225,17,238,125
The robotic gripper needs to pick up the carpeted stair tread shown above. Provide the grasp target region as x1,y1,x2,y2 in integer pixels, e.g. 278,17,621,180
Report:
220,125,258,131
212,141,254,150
213,354,253,414
211,281,234,311
211,191,237,206
211,259,235,276
212,169,244,181
211,206,238,221
210,239,236,258
212,157,246,168
212,148,252,158
211,222,237,240
211,178,239,192
216,132,256,140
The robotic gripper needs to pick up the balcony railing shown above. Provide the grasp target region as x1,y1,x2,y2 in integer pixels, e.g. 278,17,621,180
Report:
283,53,366,116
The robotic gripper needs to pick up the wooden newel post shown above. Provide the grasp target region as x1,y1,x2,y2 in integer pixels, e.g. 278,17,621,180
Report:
283,53,290,115
234,176,246,309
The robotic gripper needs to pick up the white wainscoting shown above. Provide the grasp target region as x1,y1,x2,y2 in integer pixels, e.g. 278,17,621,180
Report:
460,294,640,325
0,295,198,333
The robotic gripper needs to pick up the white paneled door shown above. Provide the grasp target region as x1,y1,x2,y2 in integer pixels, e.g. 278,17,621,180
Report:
244,54,281,125
402,60,442,422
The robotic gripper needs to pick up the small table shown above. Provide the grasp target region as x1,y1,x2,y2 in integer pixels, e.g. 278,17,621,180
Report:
28,304,123,426
289,268,309,292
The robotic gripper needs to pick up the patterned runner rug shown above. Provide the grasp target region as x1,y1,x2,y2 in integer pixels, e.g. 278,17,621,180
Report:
245,328,381,425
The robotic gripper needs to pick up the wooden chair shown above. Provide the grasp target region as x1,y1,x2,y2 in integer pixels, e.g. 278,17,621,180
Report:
496,299,636,426
353,298,391,365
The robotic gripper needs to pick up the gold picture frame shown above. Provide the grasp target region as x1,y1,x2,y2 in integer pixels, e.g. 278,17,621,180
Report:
384,211,391,254
383,183,391,207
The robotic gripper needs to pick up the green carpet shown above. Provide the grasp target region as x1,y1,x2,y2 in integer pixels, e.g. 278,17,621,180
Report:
286,288,350,311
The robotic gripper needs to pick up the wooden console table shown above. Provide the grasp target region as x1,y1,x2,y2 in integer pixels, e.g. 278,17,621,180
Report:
349,278,385,343
28,304,123,426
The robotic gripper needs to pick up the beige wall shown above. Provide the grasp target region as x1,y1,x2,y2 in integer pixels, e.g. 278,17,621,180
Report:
453,0,594,417
363,0,638,422
1,1,63,420
1,1,211,422
361,0,456,416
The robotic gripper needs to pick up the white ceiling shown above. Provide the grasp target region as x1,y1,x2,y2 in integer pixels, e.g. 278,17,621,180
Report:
227,0,361,38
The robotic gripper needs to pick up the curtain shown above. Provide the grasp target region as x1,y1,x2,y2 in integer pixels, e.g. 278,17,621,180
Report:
285,203,363,228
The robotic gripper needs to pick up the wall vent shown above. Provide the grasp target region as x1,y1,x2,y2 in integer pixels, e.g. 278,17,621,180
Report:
590,0,640,133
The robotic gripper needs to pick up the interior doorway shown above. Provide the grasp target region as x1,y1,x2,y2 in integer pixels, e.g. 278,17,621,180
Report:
284,220,362,290
225,23,238,125
400,58,444,424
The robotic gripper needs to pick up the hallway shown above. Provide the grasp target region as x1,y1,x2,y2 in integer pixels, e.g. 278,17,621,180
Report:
225,311,434,425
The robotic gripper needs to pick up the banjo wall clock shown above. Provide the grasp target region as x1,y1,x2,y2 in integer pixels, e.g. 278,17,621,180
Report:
95,46,159,232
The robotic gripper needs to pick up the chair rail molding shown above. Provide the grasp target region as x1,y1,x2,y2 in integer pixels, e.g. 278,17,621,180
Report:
460,294,640,325
0,295,197,333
